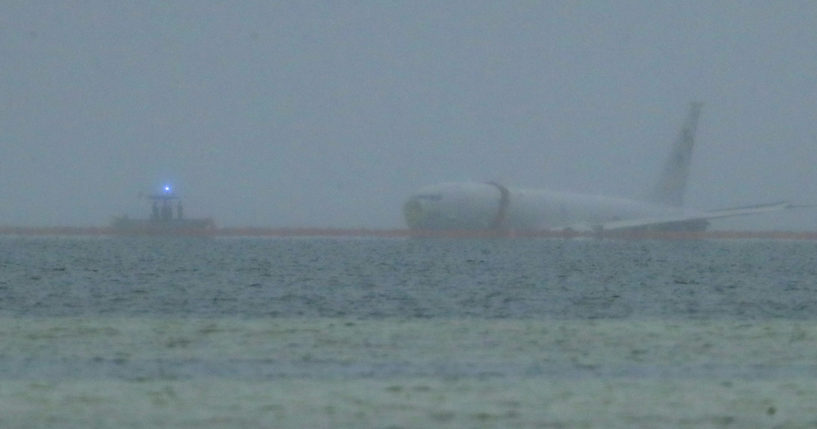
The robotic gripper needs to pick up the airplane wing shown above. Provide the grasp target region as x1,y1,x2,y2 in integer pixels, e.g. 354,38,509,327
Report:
580,202,800,232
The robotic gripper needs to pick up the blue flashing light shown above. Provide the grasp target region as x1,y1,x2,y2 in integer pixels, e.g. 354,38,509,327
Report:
163,185,172,194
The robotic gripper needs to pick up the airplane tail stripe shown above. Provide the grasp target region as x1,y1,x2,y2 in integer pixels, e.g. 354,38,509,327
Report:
646,102,702,207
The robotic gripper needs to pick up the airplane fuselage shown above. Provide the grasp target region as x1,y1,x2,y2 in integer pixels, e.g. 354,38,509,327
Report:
403,182,693,232
403,104,794,234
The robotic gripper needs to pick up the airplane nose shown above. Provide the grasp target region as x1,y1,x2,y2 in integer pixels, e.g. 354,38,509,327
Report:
403,198,425,229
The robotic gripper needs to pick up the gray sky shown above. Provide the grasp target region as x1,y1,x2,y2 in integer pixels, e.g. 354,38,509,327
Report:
2,1,816,229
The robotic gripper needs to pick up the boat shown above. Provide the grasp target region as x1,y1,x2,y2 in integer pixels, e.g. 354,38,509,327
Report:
111,186,215,236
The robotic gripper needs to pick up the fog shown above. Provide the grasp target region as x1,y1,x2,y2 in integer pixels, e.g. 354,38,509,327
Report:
2,1,816,230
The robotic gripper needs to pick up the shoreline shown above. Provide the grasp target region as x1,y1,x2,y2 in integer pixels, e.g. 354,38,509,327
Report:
2,226,817,240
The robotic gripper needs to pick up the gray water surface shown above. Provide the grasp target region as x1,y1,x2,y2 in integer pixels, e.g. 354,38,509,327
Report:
3,237,816,319
2,237,817,428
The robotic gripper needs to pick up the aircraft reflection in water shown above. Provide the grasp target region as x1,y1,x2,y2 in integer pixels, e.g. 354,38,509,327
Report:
404,103,795,234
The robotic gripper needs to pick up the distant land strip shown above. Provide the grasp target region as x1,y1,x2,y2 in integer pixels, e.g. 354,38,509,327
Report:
2,226,817,240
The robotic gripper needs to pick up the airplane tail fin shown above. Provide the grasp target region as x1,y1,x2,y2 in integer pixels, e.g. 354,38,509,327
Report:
646,102,703,207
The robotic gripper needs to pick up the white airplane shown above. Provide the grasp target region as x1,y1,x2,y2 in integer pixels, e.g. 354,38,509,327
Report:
403,103,794,233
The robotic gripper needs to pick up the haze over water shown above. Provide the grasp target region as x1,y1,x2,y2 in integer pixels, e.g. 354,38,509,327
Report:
2,2,817,230
3,236,817,427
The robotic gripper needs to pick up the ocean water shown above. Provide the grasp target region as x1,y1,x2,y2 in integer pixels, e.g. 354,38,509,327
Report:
2,236,817,427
